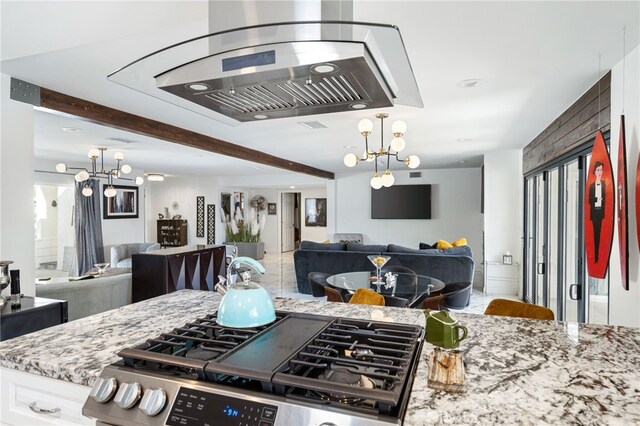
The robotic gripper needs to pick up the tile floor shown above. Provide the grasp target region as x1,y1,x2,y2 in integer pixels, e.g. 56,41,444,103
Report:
255,251,522,313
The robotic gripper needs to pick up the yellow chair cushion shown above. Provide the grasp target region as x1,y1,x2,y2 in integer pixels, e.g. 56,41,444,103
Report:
436,240,453,250
484,298,555,320
452,238,467,247
348,288,385,306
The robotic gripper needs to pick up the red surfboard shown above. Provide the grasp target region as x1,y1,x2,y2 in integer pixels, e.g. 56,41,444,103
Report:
585,130,615,279
617,116,629,290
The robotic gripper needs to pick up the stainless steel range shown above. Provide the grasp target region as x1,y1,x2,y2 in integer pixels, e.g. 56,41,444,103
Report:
82,311,424,426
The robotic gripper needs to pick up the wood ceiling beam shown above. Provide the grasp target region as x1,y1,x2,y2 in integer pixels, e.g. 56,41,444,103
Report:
16,80,334,180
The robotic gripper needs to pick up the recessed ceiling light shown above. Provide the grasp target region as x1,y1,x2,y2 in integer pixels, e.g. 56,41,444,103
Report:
311,63,336,74
457,138,471,143
289,186,296,189
62,127,81,132
350,103,367,110
456,79,484,89
254,114,268,120
458,160,466,164
187,83,210,91
344,145,356,149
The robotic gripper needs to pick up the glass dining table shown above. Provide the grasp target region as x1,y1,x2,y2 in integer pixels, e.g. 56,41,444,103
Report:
326,271,445,308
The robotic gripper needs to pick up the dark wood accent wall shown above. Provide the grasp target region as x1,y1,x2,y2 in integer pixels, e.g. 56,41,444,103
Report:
523,72,611,174
34,85,334,180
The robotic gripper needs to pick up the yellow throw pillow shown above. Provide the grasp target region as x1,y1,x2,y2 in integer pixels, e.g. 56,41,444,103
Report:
452,238,467,247
322,240,331,244
436,240,453,250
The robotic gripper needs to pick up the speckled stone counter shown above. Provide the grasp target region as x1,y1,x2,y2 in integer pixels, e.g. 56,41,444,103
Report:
1,290,639,425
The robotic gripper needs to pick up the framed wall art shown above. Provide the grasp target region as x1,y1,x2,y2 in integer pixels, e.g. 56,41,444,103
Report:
103,185,139,219
305,198,326,227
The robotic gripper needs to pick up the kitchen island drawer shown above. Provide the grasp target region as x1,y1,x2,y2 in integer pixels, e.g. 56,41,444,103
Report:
0,367,93,425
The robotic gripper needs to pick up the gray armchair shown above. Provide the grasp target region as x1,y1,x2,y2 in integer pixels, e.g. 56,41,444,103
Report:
110,243,160,268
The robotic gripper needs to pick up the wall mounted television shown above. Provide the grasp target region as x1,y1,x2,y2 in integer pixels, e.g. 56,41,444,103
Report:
371,184,431,219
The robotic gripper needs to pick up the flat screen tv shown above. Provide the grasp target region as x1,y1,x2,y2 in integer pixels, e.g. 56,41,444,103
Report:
371,184,431,219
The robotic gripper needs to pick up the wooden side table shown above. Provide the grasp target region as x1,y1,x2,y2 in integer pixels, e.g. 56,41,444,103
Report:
0,296,68,341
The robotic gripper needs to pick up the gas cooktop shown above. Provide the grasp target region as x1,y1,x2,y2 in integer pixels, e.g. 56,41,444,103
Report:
83,310,424,426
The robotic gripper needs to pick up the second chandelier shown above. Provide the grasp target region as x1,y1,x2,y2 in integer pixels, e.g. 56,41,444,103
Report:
343,113,420,189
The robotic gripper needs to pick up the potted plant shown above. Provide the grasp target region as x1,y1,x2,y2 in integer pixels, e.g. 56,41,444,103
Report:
222,205,266,260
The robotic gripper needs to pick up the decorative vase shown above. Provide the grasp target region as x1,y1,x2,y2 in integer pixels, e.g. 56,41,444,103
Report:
223,242,265,260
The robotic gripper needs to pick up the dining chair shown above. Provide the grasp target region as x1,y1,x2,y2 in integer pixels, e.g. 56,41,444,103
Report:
307,272,330,298
484,298,555,320
382,295,409,308
441,281,473,309
348,288,385,306
324,286,347,303
380,265,417,299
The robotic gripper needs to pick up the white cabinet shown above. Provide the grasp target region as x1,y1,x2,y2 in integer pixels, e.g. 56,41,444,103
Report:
0,367,93,425
484,262,520,295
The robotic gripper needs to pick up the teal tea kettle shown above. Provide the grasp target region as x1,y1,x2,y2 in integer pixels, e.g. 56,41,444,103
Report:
215,257,276,328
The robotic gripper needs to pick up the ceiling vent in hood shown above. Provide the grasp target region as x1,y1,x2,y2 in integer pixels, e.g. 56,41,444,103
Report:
109,21,422,125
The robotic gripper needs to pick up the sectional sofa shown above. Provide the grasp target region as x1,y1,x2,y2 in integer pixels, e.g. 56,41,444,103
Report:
294,241,475,294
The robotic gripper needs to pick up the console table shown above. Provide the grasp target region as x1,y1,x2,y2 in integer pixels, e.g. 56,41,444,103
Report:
132,245,225,302
0,296,67,341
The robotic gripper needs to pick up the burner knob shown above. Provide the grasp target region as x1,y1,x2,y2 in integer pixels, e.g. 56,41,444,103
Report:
114,382,142,409
139,388,167,416
89,377,117,404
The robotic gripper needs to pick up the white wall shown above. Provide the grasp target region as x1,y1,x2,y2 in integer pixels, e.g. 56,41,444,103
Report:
484,150,524,292
609,45,640,327
145,177,222,246
334,169,483,269
300,187,328,243
1,73,35,296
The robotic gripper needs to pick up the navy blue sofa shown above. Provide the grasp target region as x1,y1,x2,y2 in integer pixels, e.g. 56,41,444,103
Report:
293,241,475,294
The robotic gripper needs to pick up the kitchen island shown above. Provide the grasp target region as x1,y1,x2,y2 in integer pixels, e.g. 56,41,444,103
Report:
0,289,639,425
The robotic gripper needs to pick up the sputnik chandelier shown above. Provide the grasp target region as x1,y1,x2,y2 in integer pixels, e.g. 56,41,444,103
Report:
55,148,144,197
343,113,420,189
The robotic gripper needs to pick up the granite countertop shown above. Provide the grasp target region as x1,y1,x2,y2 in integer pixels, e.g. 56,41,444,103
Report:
0,290,639,425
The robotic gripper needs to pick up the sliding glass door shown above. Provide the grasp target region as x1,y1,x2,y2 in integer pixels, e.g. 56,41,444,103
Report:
523,139,609,324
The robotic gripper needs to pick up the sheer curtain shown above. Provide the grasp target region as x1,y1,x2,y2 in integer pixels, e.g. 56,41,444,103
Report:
74,179,104,275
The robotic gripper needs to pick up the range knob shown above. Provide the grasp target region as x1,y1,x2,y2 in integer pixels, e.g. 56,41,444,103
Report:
113,382,142,409
139,388,167,416
89,377,117,403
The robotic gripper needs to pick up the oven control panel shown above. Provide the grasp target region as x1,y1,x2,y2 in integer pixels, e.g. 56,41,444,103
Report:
167,387,278,426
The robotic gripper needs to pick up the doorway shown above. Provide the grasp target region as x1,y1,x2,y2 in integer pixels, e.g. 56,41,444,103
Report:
281,192,301,252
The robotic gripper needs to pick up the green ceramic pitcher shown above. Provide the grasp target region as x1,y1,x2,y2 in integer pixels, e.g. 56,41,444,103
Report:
425,310,468,349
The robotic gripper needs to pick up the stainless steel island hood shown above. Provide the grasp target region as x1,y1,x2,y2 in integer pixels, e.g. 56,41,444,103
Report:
109,1,422,124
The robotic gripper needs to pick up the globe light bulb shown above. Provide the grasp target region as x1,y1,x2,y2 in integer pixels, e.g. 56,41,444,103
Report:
75,170,89,182
87,149,100,159
390,137,406,152
406,155,421,169
381,170,395,187
121,164,132,174
114,152,124,161
370,173,383,190
343,153,359,167
392,120,407,135
358,119,374,135
81,186,93,197
104,186,117,198
135,176,144,185
55,163,67,173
